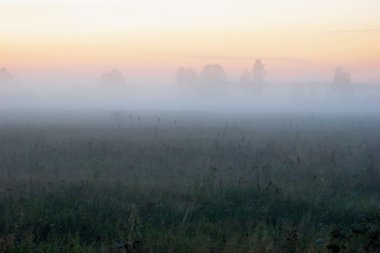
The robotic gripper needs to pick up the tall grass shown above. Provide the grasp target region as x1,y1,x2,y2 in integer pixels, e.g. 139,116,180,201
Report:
0,113,379,252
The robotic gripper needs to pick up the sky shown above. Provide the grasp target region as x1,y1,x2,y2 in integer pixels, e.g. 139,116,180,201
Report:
0,0,379,84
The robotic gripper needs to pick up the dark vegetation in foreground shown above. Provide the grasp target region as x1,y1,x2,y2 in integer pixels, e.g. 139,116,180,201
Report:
0,114,379,253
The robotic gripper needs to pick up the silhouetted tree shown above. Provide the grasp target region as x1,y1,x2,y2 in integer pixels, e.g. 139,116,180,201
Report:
0,68,14,84
333,67,350,86
252,59,265,83
100,69,126,87
176,67,197,85
240,70,251,84
199,64,226,84
332,67,353,97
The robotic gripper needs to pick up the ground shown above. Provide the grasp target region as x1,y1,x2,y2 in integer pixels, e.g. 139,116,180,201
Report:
0,112,379,253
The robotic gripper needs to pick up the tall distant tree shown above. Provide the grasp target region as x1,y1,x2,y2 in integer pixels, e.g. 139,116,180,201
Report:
199,64,226,84
252,59,265,83
176,67,197,85
176,67,185,84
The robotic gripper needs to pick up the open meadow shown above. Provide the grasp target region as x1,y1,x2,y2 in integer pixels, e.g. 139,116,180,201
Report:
0,111,379,253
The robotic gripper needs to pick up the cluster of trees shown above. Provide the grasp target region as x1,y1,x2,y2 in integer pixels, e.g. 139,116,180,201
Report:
99,69,126,87
176,68,197,85
240,59,266,84
176,59,266,86
176,60,353,89
176,64,227,85
0,63,352,88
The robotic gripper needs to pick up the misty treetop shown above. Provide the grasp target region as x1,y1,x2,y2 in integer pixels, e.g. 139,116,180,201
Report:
99,69,126,87
0,67,15,85
333,67,351,86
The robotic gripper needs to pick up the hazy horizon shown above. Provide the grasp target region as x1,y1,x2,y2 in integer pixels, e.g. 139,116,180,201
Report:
1,0,379,85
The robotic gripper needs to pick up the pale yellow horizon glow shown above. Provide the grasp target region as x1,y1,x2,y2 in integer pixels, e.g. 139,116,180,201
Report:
1,0,379,83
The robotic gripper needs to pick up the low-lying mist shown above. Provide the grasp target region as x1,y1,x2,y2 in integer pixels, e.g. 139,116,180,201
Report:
1,79,380,253
1,80,379,120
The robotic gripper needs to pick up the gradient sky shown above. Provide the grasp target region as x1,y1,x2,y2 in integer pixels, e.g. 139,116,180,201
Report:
1,0,379,84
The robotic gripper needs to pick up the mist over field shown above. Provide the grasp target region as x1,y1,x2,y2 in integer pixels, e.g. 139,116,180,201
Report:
1,74,380,253
1,0,380,252
1,76,379,114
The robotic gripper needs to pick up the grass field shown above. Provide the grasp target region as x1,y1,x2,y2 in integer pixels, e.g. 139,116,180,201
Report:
0,112,379,252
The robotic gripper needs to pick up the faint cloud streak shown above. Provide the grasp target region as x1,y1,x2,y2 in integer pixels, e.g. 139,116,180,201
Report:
321,29,380,33
156,52,316,66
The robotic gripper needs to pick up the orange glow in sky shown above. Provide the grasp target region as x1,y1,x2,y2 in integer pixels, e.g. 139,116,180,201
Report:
1,0,379,83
